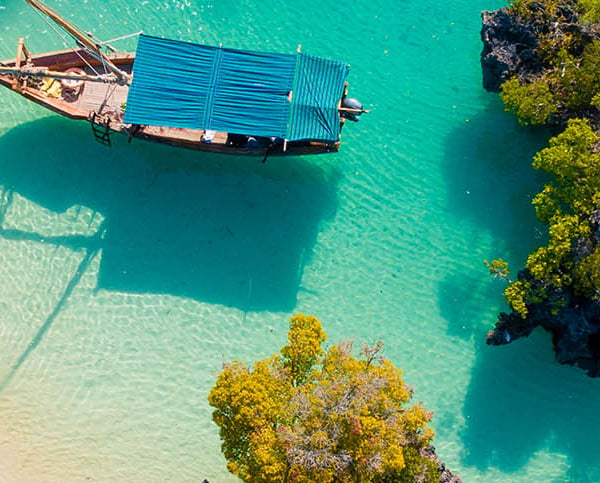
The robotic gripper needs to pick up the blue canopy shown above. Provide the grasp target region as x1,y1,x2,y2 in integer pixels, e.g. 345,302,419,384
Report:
124,34,349,142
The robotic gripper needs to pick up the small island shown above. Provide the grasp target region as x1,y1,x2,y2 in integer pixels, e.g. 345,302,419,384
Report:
481,0,600,376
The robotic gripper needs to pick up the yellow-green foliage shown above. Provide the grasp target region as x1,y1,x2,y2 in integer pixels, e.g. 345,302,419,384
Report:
525,214,587,285
493,1,600,319
492,120,600,316
508,0,598,24
208,357,291,481
527,119,600,298
500,43,600,123
509,0,566,21
280,314,325,386
579,0,600,22
508,0,592,60
208,314,438,482
504,280,532,318
502,0,600,120
501,78,558,125
532,119,600,217
550,44,600,109
485,258,511,280
573,246,600,297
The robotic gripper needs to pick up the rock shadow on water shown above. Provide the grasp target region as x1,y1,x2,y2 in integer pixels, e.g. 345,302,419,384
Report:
461,332,600,481
0,117,338,312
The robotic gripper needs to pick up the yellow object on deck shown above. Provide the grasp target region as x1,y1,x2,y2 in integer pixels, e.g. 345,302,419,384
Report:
40,77,62,98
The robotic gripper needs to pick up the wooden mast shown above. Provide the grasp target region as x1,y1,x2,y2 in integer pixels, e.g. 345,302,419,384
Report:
23,0,130,84
0,65,121,83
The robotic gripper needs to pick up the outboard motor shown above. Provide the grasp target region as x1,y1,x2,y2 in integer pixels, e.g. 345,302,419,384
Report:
341,97,364,122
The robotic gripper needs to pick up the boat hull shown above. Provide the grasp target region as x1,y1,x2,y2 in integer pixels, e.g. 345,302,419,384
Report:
0,49,341,156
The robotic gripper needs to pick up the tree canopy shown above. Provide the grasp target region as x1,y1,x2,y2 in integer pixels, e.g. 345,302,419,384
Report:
208,314,441,482
500,1,600,126
489,119,600,318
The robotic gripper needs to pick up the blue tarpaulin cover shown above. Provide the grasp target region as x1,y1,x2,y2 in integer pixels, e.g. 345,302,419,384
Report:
124,34,349,141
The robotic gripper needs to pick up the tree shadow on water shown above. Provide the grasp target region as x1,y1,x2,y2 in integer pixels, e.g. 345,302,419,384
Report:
437,273,505,341
443,96,550,264
438,96,551,341
0,117,338,312
462,332,600,480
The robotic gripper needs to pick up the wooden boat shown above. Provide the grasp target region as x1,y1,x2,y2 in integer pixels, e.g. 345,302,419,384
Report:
0,0,367,158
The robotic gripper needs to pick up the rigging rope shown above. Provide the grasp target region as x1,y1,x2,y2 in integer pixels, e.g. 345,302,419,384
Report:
30,5,104,77
100,31,143,45
67,16,112,76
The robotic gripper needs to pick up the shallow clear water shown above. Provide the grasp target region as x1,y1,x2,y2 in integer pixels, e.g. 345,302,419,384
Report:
1,0,600,481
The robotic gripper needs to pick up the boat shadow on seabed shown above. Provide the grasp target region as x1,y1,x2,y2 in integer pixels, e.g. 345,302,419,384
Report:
0,117,338,310
0,117,338,388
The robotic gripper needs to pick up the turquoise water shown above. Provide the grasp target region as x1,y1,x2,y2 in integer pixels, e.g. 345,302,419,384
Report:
1,0,600,481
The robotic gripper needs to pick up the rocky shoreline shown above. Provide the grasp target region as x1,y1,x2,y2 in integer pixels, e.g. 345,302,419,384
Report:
481,5,600,128
486,206,600,376
486,283,600,377
481,6,600,377
422,445,462,482
480,8,540,92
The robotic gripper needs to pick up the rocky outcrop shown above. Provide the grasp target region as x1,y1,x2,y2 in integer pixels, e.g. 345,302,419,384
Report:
480,9,540,92
480,4,600,92
485,203,600,377
486,210,600,376
421,446,462,483
487,283,600,377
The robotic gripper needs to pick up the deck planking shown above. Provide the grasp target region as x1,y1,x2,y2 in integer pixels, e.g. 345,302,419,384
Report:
72,80,128,116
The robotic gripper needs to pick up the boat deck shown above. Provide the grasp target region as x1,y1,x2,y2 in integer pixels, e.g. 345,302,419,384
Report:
72,79,129,118
66,64,208,142
55,62,132,121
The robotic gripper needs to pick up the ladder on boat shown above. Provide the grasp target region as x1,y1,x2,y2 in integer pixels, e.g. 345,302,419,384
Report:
90,112,111,146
